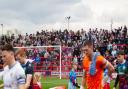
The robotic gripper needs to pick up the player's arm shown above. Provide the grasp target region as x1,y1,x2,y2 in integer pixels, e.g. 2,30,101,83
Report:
80,70,86,89
107,61,115,76
103,59,115,75
17,75,26,89
25,74,32,89
17,70,26,89
25,63,33,89
19,84,25,89
17,76,26,89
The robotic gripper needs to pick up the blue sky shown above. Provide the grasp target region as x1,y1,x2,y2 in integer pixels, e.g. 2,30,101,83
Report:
0,0,128,34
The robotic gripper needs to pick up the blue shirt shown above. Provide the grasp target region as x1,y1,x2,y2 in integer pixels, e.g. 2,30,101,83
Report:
69,69,77,83
34,57,41,63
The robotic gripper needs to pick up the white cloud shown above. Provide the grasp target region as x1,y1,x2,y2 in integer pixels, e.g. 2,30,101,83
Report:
0,0,127,34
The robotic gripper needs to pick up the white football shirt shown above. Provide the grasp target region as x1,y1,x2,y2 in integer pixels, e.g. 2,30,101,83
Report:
0,61,26,89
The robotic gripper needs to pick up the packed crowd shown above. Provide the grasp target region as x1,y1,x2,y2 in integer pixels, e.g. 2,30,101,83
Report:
0,25,128,72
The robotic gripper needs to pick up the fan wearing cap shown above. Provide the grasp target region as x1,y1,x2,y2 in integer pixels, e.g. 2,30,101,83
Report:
113,50,128,89
68,62,80,89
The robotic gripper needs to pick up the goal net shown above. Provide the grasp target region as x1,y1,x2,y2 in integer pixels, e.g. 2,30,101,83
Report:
14,45,63,79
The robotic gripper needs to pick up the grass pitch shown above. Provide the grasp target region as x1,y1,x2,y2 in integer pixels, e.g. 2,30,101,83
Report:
0,77,118,89
41,77,117,89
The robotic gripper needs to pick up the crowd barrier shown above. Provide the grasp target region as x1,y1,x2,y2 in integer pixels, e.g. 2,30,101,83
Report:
34,71,83,77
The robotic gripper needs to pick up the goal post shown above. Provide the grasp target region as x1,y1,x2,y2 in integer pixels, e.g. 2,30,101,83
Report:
14,45,62,79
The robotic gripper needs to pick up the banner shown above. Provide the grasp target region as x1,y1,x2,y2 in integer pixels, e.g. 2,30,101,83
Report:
51,72,83,76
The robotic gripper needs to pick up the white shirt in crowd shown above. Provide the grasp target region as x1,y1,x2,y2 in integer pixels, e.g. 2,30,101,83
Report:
44,51,49,58
111,50,117,57
73,56,78,63
107,43,112,50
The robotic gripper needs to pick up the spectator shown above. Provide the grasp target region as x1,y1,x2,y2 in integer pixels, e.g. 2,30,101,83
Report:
107,41,112,51
73,55,78,64
111,47,117,57
0,25,128,73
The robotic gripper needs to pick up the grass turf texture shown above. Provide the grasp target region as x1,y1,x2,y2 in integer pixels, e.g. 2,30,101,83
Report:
0,77,118,89
41,77,118,89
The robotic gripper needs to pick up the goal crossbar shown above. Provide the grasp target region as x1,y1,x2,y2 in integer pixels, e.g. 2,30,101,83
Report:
14,45,61,48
